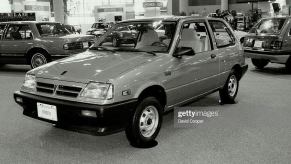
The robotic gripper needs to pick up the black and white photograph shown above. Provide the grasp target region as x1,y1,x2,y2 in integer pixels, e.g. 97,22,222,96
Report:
0,0,291,163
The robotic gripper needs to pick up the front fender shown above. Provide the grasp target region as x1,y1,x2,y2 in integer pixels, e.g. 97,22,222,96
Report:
133,81,166,99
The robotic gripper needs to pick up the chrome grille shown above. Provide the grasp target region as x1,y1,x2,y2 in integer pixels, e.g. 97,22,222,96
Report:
56,85,82,97
36,82,82,98
74,42,83,49
36,82,54,94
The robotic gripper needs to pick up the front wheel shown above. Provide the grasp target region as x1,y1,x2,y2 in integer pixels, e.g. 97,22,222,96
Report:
125,97,163,147
30,52,49,69
251,59,269,69
219,70,239,104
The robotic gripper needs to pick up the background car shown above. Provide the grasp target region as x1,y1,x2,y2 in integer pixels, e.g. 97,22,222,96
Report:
0,21,95,68
243,17,291,71
86,22,108,37
103,25,138,47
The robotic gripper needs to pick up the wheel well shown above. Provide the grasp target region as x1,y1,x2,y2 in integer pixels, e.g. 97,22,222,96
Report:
232,64,243,80
26,48,50,63
138,85,167,108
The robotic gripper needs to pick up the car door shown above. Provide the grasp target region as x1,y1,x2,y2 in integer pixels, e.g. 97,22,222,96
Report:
208,20,239,87
0,24,33,63
164,20,220,107
0,24,7,64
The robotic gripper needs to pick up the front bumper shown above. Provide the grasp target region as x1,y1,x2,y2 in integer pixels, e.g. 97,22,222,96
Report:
14,91,138,135
244,50,290,64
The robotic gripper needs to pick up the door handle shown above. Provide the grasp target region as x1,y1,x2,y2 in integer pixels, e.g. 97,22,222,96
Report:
210,54,216,59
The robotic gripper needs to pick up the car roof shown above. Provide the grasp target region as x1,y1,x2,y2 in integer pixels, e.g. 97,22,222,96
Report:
120,16,222,23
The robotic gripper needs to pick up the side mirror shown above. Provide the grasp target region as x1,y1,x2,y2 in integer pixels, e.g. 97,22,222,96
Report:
173,47,195,58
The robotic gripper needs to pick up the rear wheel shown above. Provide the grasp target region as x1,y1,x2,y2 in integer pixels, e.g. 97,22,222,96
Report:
125,97,163,147
30,52,49,69
219,70,239,104
251,59,269,69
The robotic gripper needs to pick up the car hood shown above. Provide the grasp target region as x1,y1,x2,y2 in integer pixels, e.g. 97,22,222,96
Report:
33,50,155,83
59,34,94,42
42,34,94,43
87,28,104,32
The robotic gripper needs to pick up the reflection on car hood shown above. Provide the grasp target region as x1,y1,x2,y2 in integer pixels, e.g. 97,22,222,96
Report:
33,50,155,83
43,34,94,43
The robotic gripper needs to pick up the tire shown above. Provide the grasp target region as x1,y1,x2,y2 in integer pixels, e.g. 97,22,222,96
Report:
125,97,163,147
30,52,49,69
219,70,239,104
112,37,119,47
251,59,269,69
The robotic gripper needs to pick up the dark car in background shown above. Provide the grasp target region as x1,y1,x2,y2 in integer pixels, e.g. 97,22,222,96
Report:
243,17,291,70
0,21,95,68
103,25,138,47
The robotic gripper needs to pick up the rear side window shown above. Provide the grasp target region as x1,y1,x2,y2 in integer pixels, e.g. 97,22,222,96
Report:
4,24,33,40
209,20,236,48
250,18,286,34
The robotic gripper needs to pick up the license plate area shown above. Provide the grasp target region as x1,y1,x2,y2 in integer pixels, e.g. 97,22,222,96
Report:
254,40,263,48
83,42,89,48
37,102,58,121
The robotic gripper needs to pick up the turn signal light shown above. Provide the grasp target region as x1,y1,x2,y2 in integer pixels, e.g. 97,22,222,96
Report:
81,110,97,118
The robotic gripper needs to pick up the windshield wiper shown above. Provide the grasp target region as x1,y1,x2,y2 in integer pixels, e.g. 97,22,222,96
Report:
116,48,156,56
89,46,116,53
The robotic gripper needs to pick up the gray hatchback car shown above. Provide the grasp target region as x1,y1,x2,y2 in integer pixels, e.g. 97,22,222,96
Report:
14,17,248,147
0,21,95,68
243,16,291,70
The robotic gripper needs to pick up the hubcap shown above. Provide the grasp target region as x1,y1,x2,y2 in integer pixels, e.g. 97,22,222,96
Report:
228,75,237,97
139,105,159,138
31,53,47,68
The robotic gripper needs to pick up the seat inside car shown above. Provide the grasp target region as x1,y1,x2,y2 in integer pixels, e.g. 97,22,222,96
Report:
179,28,203,53
135,28,159,49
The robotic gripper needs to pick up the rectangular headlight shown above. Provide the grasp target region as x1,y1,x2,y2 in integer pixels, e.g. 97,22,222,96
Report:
80,82,113,100
22,74,36,91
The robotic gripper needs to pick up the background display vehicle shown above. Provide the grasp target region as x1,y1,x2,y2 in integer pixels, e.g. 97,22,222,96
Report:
243,17,291,71
0,21,95,68
102,25,138,47
14,17,248,147
86,22,109,37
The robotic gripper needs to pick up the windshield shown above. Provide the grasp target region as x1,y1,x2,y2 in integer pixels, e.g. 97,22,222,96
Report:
95,21,177,53
250,18,286,34
36,23,72,36
93,23,107,29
